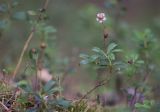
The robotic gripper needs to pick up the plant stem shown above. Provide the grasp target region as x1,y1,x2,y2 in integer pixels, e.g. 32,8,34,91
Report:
79,79,109,103
35,57,39,91
12,0,50,80
13,31,35,79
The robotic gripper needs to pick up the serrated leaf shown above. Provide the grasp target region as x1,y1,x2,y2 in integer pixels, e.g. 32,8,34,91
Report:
90,55,99,61
109,53,115,60
107,43,117,54
44,80,56,93
92,47,101,53
112,49,122,52
48,87,62,94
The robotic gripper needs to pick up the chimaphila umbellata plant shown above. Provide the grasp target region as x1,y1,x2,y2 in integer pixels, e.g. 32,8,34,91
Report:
80,12,155,112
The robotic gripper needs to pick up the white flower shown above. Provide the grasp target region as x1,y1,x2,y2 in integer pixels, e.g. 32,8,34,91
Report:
96,13,106,23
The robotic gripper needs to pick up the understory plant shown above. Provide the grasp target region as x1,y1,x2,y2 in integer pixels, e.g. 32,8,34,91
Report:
80,10,156,112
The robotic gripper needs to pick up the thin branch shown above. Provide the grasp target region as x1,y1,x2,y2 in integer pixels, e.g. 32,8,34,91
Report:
79,79,109,103
12,0,50,79
13,31,34,79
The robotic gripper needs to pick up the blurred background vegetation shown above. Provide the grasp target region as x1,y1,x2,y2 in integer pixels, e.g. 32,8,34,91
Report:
0,0,160,111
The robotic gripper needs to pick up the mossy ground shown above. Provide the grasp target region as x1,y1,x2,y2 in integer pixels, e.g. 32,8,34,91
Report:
0,82,131,112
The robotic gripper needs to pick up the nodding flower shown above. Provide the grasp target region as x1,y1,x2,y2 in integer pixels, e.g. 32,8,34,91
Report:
96,13,106,23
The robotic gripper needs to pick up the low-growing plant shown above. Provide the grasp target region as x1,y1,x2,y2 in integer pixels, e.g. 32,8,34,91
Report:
80,11,156,112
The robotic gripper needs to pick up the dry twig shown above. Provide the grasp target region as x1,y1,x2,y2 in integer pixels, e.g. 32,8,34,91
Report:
79,79,109,103
0,101,11,112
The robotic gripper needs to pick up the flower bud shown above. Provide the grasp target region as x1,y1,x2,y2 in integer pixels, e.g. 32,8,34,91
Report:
128,60,133,64
103,29,109,39
31,48,37,53
40,42,47,49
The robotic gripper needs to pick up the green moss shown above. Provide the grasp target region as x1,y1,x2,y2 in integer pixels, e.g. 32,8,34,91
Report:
68,100,130,112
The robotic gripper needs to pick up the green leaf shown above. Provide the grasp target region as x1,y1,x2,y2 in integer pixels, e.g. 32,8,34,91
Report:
136,60,144,64
92,47,101,53
17,80,28,87
112,49,122,53
29,48,39,61
2,68,9,75
107,43,117,54
80,60,89,65
109,53,115,60
55,98,71,108
79,54,89,58
135,103,143,108
44,26,56,33
44,80,56,93
134,31,143,40
144,100,151,105
27,10,37,16
48,87,62,94
12,11,27,20
144,28,152,38
17,80,32,92
133,54,138,62
142,104,151,109
90,55,99,61
135,102,151,109
17,95,28,105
